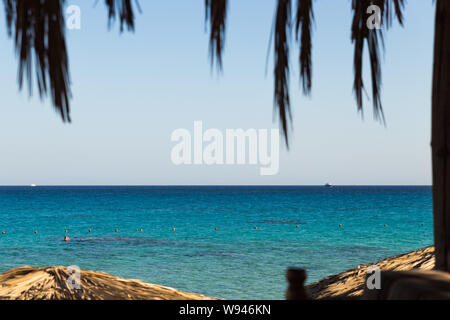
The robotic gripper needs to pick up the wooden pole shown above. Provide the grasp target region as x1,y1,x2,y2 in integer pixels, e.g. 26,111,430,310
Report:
432,0,450,272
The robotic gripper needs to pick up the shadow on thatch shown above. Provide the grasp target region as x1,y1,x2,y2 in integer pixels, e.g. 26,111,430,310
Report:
306,246,435,300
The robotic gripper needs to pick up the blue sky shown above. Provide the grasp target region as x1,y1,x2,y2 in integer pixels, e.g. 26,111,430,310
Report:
0,1,435,185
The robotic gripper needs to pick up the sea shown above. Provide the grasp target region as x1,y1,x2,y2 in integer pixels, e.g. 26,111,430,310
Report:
0,186,433,299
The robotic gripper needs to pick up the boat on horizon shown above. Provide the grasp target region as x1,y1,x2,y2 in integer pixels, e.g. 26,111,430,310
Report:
324,183,333,187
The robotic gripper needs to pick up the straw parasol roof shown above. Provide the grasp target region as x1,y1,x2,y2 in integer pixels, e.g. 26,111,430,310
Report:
0,265,218,300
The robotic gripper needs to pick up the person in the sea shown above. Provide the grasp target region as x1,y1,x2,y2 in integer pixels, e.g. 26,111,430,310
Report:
64,236,70,242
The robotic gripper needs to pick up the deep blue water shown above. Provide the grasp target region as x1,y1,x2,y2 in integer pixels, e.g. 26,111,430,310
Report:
0,186,433,299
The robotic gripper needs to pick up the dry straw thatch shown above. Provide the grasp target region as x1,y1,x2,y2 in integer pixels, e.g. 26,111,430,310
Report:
0,265,218,300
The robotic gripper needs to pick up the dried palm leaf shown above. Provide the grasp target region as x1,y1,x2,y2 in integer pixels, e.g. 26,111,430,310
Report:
205,0,227,70
104,0,138,32
274,0,292,147
4,0,71,122
296,0,314,95
351,0,404,122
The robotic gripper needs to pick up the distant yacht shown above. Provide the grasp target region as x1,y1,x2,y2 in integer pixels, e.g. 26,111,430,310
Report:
324,183,333,187
30,184,37,187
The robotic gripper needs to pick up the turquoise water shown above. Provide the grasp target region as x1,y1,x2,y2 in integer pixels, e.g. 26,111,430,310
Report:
0,186,433,299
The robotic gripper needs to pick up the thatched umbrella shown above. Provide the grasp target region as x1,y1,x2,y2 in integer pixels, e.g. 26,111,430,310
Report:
1,0,449,272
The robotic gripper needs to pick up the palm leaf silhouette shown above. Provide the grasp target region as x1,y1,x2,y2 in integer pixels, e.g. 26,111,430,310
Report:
351,0,404,122
4,0,70,121
205,0,227,71
104,0,136,32
2,0,137,123
2,0,405,144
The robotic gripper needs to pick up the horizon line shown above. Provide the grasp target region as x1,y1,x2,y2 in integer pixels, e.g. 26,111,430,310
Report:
0,184,433,187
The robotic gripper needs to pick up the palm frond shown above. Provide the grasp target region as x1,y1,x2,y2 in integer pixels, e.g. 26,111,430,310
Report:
4,0,71,122
3,0,14,36
295,0,314,95
351,0,404,122
105,0,136,32
382,0,405,27
274,0,292,147
205,0,227,70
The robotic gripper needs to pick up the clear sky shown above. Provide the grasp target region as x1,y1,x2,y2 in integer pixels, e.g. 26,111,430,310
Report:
0,0,435,185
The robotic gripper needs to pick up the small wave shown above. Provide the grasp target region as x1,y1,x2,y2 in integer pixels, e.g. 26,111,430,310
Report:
255,219,307,225
49,235,188,248
185,250,238,258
